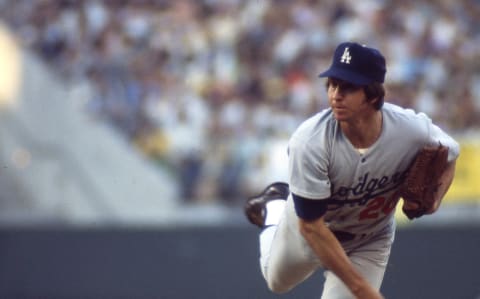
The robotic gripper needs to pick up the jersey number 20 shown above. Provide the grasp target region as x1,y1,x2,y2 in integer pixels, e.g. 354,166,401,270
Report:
359,196,398,220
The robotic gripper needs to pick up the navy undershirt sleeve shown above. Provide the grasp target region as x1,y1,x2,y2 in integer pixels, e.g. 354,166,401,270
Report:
292,193,328,221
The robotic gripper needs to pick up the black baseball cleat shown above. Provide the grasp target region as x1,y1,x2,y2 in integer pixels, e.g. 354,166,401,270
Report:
244,182,290,228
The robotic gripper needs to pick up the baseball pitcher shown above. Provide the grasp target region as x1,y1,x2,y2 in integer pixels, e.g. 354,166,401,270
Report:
245,42,459,299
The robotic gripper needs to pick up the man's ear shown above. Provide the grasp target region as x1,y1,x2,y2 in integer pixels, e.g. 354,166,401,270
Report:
364,96,377,107
368,97,382,110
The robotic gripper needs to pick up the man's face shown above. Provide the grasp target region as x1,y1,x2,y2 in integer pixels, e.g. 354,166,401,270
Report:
327,78,370,121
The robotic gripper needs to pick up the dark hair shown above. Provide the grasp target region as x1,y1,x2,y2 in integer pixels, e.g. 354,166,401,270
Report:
363,82,385,110
325,78,385,110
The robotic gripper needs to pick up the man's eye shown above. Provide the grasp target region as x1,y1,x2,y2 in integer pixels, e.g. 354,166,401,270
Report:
342,84,356,92
340,83,360,93
329,80,360,93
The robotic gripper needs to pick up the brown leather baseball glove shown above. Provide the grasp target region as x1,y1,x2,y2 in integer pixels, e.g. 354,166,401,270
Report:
400,144,449,219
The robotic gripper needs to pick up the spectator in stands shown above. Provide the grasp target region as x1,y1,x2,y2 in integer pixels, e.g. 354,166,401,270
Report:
1,0,478,203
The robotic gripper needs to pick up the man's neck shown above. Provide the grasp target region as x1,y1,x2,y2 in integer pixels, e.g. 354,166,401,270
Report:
340,110,383,149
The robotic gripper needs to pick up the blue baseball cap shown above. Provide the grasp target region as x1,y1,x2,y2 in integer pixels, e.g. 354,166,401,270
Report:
318,42,386,85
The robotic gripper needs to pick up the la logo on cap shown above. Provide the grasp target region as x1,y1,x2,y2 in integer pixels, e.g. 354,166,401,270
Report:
340,47,352,64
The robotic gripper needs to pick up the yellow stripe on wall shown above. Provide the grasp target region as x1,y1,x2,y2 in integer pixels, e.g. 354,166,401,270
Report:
443,138,480,203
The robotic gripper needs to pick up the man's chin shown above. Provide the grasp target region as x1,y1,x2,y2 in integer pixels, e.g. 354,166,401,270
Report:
333,112,349,121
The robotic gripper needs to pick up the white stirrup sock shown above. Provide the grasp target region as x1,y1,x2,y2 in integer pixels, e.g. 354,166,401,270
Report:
260,200,286,280
264,200,286,226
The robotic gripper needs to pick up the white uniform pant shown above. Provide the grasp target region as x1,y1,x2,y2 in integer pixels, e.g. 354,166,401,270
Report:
259,198,394,299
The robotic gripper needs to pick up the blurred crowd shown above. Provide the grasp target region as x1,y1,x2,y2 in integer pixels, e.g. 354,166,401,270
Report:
1,0,479,204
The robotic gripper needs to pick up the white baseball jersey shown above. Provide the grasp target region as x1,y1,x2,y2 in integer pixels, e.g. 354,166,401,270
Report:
287,102,460,235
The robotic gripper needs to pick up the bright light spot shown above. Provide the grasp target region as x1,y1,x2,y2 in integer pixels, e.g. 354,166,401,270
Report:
0,23,21,109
